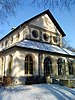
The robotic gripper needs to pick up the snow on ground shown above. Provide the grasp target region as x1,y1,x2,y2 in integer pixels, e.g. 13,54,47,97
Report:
0,84,75,100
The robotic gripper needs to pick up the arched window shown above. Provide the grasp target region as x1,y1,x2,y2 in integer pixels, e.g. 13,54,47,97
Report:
57,58,65,75
25,55,33,74
8,55,13,76
2,43,4,48
68,60,73,75
1,57,4,74
44,57,52,76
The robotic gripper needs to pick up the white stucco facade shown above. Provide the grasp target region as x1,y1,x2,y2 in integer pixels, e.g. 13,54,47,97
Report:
0,10,75,85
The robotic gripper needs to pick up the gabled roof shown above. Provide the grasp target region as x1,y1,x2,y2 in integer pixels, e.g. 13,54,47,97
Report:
0,10,66,41
15,39,75,56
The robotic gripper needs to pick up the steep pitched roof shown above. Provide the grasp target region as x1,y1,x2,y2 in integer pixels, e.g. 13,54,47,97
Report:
0,9,66,41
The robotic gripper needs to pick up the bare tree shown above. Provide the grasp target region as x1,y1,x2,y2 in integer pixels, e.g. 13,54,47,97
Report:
62,37,75,52
31,0,75,10
62,37,69,48
0,0,22,24
0,0,75,25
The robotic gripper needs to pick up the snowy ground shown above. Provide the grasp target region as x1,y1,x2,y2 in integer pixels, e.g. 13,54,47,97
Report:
0,84,75,100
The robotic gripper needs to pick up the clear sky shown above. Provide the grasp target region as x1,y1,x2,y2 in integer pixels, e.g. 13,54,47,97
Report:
0,1,75,48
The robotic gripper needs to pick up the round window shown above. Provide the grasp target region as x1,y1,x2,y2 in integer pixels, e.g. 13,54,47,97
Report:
43,33,49,41
32,30,38,38
53,36,57,43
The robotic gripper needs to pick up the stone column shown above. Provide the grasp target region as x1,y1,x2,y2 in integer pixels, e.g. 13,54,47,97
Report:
0,58,2,76
3,56,6,76
38,53,42,76
41,54,44,76
65,59,69,76
5,55,10,76
54,58,58,77
73,60,75,76
59,35,62,47
33,53,38,76
52,57,57,76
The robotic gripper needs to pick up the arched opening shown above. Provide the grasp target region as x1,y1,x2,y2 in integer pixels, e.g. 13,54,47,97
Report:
25,55,33,75
57,58,65,75
68,60,73,75
1,57,4,75
8,55,13,76
44,57,52,77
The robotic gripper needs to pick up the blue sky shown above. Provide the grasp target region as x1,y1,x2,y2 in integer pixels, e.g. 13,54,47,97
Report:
0,1,75,48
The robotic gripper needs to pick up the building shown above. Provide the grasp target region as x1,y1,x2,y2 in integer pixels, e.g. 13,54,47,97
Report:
0,10,75,85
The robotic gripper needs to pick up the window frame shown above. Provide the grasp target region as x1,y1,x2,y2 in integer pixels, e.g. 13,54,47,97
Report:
32,30,39,39
25,55,33,75
43,33,49,41
57,58,65,75
68,60,73,75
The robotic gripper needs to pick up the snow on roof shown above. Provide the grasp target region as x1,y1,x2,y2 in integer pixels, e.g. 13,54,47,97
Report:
63,48,75,56
16,40,75,56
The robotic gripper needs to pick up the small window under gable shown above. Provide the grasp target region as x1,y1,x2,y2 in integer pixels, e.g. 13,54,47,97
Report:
16,32,20,41
31,28,40,40
32,30,39,38
43,33,49,41
5,40,8,47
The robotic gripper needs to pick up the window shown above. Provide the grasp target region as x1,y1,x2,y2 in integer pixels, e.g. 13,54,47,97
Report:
5,40,8,47
8,55,13,76
16,32,20,41
1,57,4,74
44,57,52,76
2,43,4,48
57,58,65,75
68,60,73,75
25,55,33,74
53,36,58,43
43,33,49,41
32,30,38,38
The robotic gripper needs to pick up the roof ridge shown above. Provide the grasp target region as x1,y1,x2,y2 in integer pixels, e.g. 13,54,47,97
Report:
0,9,66,42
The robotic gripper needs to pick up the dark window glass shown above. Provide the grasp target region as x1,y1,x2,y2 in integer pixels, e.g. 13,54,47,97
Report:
53,36,58,43
25,62,28,74
44,57,52,76
5,40,8,46
8,55,13,76
68,60,73,75
16,32,20,40
32,30,38,38
2,43,3,47
57,58,65,75
25,55,33,74
43,33,49,41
